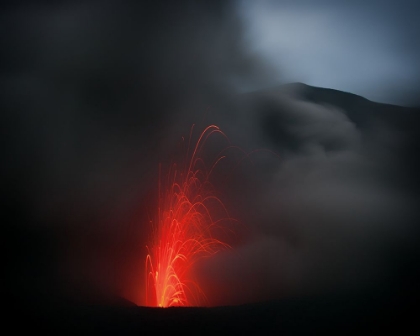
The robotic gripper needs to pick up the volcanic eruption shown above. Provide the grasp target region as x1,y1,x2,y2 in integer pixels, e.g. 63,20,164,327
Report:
145,125,239,307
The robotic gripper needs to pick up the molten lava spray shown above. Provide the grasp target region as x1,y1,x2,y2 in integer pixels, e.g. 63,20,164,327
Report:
145,125,234,307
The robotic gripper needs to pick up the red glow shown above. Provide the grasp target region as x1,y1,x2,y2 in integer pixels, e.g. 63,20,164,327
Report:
145,125,234,307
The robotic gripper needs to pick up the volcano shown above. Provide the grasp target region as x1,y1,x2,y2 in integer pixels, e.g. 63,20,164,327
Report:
9,83,420,334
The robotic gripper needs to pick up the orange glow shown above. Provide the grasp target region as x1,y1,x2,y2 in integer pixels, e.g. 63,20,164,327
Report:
145,125,234,307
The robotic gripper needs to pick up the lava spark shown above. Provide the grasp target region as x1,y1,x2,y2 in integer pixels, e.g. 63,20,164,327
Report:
145,125,233,307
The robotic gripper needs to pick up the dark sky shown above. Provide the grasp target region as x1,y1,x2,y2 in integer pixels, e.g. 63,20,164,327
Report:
3,0,419,310
238,0,420,105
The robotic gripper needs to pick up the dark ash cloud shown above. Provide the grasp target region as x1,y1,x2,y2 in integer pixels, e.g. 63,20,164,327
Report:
2,0,275,306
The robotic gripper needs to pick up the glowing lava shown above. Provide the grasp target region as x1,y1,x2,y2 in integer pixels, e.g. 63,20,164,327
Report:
145,125,233,307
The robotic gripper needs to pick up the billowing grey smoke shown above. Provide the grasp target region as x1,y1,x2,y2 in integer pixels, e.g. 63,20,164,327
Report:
197,87,419,305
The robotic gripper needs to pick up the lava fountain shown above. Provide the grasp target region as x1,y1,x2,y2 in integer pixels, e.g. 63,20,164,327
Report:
145,125,238,307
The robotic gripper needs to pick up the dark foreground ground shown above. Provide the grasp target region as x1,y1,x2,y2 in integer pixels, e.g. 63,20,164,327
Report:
13,287,417,335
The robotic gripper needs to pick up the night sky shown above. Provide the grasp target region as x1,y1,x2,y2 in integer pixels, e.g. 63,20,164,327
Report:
239,0,420,105
3,0,419,325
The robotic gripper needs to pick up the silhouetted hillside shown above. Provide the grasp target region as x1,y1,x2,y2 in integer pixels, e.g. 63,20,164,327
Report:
278,82,418,130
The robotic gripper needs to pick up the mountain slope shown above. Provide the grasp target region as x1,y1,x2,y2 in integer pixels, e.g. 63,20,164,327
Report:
278,82,417,131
